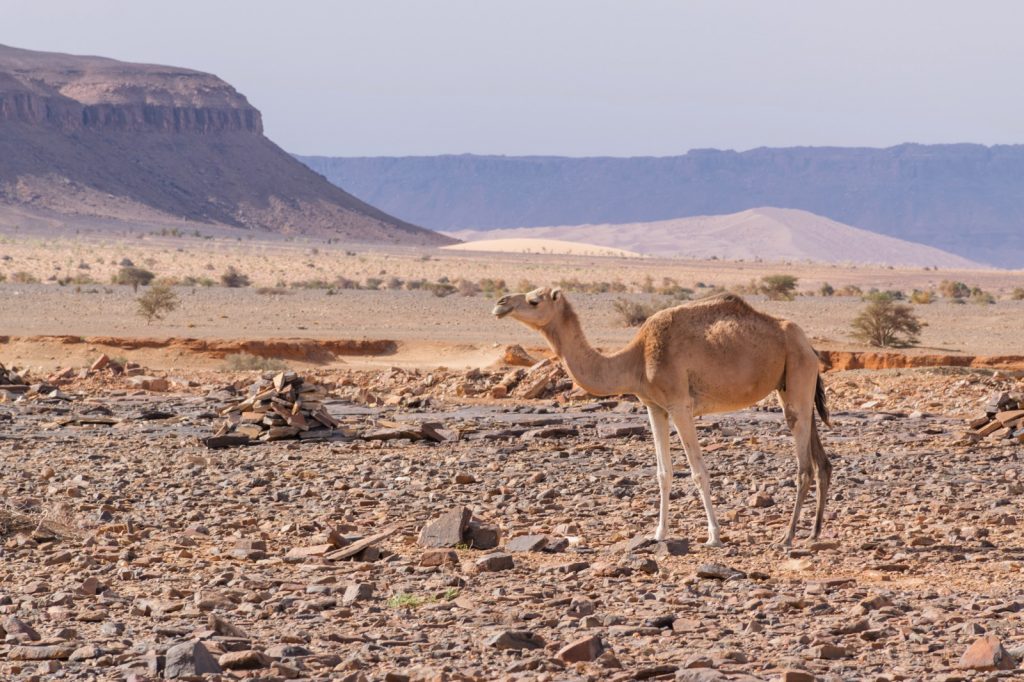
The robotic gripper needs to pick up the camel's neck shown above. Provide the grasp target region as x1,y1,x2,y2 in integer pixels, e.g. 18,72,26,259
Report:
540,304,642,397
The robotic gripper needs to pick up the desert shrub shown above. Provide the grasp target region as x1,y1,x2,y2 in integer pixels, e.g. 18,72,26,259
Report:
223,353,286,371
182,275,216,287
136,283,179,324
0,273,6,283
256,287,293,296
479,278,508,298
119,258,134,267
385,277,404,290
1011,287,1024,300
659,284,693,300
333,277,360,289
760,274,798,300
516,279,535,292
909,289,934,304
57,274,96,286
835,284,863,297
819,283,835,297
640,275,656,294
426,281,457,297
970,288,995,304
221,266,251,288
938,280,970,299
404,278,427,291
364,277,384,290
868,289,904,300
289,278,331,290
612,297,672,327
457,279,480,296
695,286,728,299
851,293,923,348
77,261,90,270
10,271,40,284
114,266,155,290
556,278,627,294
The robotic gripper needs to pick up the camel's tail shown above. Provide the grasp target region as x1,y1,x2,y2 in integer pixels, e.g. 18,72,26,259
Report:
814,373,831,428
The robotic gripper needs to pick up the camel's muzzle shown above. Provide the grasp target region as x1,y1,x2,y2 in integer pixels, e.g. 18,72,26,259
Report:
492,304,513,318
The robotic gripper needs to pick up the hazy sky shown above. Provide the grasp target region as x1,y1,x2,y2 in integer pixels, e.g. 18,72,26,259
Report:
5,0,1023,156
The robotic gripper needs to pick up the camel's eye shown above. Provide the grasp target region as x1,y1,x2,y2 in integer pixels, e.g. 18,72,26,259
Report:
528,299,539,306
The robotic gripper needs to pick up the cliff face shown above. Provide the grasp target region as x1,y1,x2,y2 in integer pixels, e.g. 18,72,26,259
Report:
0,46,262,133
0,44,451,245
299,146,1024,266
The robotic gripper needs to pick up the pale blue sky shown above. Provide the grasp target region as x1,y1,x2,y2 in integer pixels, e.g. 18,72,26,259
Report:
5,0,1023,156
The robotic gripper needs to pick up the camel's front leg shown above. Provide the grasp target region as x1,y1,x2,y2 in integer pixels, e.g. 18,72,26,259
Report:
669,404,722,547
645,404,673,542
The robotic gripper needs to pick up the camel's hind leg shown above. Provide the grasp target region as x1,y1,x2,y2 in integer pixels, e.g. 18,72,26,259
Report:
777,386,814,547
645,404,673,542
668,402,722,547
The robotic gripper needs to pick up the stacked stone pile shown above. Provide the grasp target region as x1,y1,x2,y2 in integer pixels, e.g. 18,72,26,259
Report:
966,391,1024,442
208,371,339,446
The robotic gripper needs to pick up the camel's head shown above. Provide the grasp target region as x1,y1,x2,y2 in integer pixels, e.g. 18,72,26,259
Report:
492,287,565,329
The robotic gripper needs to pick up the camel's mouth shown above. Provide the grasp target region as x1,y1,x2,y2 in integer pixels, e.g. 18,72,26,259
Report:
492,305,512,319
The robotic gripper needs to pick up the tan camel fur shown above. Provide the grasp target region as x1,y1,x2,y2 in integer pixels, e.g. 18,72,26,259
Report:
492,287,832,547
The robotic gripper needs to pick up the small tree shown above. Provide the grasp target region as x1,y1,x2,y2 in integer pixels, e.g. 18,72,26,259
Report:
136,283,179,324
851,293,923,347
221,266,251,288
819,282,835,297
115,266,155,291
760,274,798,301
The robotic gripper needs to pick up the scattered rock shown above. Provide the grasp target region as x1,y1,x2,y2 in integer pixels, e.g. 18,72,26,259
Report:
473,552,514,572
696,563,746,581
164,640,222,678
418,506,472,548
557,634,605,663
485,629,545,651
959,635,1016,671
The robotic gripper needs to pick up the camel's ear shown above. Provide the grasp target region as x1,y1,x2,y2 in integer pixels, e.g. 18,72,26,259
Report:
551,288,562,301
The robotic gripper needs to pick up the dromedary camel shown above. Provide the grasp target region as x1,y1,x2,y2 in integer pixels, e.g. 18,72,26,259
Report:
492,287,831,547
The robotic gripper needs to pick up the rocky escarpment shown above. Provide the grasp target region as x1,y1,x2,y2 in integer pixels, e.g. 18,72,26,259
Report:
0,44,452,245
300,146,1024,265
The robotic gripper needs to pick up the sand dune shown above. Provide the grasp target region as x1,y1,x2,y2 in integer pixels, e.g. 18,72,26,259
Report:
442,237,641,258
447,207,983,268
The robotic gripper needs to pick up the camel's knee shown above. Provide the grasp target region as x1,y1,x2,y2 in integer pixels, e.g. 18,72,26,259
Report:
657,469,672,492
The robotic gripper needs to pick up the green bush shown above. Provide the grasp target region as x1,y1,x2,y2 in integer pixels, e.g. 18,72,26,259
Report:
612,297,672,327
760,274,798,300
938,280,970,299
221,266,251,288
114,266,155,290
136,283,179,324
851,293,923,347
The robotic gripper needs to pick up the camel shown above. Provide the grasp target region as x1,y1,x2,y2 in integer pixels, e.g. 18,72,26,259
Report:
492,287,831,547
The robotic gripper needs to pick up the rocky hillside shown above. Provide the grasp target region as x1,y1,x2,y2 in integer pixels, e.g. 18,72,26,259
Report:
448,207,982,268
299,146,1024,266
0,44,450,245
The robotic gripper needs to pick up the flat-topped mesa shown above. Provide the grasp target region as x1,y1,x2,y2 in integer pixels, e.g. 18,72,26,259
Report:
0,44,262,133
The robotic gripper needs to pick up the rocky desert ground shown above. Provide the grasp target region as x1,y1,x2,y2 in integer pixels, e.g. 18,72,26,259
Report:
2,233,1024,681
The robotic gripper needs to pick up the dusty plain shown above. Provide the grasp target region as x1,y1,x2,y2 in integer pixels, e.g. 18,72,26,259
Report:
1,231,1024,681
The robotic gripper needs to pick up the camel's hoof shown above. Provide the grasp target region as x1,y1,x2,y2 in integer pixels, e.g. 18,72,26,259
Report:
704,538,724,548
773,537,794,550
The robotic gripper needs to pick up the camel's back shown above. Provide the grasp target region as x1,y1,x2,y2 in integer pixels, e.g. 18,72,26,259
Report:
639,294,792,410
643,294,784,351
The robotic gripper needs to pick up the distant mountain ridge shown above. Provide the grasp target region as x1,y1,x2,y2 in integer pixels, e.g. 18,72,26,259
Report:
298,145,1024,266
0,44,451,245
448,207,982,268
